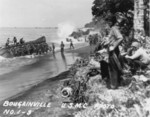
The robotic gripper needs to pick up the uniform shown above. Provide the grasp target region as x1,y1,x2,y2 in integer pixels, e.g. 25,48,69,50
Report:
60,42,65,52
107,25,123,89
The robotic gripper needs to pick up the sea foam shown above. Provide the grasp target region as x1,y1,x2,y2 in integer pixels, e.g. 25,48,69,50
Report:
0,56,6,62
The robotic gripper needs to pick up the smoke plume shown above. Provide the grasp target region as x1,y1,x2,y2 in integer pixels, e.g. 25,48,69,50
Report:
57,22,75,39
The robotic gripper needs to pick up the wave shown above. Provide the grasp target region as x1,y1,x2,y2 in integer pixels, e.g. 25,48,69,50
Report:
0,54,39,76
0,56,6,62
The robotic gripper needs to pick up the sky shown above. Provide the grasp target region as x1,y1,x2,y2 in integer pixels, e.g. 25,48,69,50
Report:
0,0,93,27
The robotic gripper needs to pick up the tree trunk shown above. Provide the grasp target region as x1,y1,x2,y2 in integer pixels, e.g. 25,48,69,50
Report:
145,0,150,36
133,0,145,41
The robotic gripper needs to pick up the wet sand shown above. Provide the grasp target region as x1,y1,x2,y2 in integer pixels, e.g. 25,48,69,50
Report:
0,71,70,117
0,52,79,102
0,43,93,117
0,43,89,102
67,45,96,58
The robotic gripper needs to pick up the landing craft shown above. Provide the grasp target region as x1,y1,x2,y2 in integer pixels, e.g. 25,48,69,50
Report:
0,36,49,58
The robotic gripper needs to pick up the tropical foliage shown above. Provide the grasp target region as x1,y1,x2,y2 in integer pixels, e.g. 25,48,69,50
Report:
89,0,149,36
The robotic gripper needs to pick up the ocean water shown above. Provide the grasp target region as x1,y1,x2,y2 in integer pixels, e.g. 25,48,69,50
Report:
0,28,59,45
0,28,62,75
0,28,80,101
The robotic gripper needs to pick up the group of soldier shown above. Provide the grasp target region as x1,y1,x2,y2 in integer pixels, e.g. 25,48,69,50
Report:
9,42,49,57
5,37,25,47
88,34,99,46
94,12,150,89
59,41,74,53
4,36,76,57
5,37,49,57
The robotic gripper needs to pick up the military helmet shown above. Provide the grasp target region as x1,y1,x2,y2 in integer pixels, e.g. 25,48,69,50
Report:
131,41,140,48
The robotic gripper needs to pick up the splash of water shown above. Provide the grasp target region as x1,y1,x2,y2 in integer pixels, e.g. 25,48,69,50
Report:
0,56,5,62
57,22,75,41
0,55,38,75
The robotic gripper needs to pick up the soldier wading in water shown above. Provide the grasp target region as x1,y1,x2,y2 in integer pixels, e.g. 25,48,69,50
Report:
70,40,74,49
60,41,65,53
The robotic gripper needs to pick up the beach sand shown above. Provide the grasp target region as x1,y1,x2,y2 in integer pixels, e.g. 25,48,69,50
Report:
0,43,95,117
67,45,96,58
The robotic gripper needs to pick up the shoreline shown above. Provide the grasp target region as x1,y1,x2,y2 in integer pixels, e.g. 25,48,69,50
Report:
0,42,93,116
0,42,88,101
0,42,93,104
3,70,69,102
0,71,70,116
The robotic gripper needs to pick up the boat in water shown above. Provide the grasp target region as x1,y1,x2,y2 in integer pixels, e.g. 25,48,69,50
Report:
0,36,49,58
